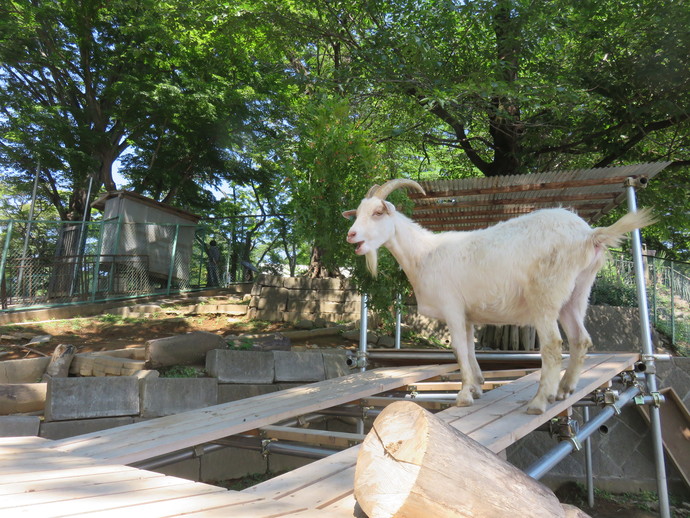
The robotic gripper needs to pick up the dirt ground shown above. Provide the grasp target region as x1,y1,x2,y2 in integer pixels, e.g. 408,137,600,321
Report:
0,313,344,361
1,311,687,517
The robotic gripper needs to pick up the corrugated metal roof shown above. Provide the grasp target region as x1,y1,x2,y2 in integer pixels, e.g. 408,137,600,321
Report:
411,162,671,231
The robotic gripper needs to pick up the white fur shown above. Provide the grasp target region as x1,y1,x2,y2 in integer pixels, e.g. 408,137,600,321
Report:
345,194,654,414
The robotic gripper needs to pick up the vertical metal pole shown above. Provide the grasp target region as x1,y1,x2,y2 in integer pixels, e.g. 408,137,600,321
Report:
166,224,180,295
651,259,657,324
669,267,675,346
90,220,106,301
70,176,93,297
625,178,670,518
0,221,15,295
358,293,368,372
583,406,594,508
357,292,369,436
395,292,402,349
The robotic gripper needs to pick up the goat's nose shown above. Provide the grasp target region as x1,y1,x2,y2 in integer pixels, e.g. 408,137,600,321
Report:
347,230,356,238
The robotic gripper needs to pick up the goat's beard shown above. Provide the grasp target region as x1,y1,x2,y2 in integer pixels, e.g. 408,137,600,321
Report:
365,250,378,277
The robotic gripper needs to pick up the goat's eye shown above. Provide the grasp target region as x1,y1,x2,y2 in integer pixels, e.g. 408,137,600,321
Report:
373,210,384,217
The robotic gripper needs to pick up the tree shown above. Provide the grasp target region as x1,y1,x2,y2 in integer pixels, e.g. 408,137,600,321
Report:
0,0,280,221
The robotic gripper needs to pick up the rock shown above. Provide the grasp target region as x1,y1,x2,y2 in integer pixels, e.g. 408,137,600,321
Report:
27,335,52,345
377,335,396,348
295,319,314,330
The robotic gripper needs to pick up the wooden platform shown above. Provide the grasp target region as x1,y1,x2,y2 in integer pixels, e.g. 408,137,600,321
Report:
0,353,638,517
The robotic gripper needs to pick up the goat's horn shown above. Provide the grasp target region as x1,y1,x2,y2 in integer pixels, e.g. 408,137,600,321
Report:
365,184,381,198
370,179,426,200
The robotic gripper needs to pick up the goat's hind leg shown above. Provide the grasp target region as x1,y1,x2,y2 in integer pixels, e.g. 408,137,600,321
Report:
557,283,595,400
527,319,563,415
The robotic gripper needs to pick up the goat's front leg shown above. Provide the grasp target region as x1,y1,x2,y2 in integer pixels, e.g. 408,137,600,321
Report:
527,319,563,415
448,319,481,407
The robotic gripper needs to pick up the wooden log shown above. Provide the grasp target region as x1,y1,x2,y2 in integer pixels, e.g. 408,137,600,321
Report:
355,401,585,518
41,344,76,381
509,325,520,351
0,383,47,414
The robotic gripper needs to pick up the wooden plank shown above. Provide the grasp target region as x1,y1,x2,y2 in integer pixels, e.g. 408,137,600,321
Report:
5,477,227,516
463,354,638,452
638,387,690,491
245,447,359,499
66,491,284,518
260,426,364,448
50,364,457,465
240,353,639,518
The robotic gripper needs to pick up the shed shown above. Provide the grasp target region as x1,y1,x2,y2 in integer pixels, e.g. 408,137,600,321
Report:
91,191,201,284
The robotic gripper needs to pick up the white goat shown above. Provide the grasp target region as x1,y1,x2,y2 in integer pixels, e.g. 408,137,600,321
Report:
343,178,655,414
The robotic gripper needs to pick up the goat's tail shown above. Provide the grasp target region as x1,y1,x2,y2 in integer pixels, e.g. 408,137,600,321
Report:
592,207,657,249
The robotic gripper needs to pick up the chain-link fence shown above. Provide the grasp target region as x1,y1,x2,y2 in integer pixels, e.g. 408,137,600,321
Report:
0,219,222,311
593,252,690,351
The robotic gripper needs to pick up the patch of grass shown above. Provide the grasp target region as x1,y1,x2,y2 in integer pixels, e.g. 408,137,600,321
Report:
227,337,254,351
158,365,203,378
0,324,22,333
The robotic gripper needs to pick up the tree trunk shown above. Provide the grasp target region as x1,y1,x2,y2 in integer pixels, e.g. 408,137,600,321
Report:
355,401,585,518
307,245,340,278
41,344,76,381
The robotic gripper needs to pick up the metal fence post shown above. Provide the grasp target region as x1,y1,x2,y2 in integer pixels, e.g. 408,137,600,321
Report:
0,221,15,304
669,266,675,346
90,220,106,302
166,224,180,295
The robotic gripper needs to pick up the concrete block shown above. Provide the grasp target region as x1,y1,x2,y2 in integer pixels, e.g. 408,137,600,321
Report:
0,415,41,437
0,357,51,384
282,277,313,289
145,331,227,368
201,446,268,483
40,416,135,440
206,350,275,384
217,384,279,403
322,350,352,379
140,377,218,418
44,377,140,421
274,351,325,383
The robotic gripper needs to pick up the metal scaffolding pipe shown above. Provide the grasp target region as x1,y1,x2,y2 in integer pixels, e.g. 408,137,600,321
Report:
525,384,641,480
626,180,670,518
583,406,594,508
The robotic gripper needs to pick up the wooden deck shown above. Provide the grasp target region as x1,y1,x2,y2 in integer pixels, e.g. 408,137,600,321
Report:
0,353,638,517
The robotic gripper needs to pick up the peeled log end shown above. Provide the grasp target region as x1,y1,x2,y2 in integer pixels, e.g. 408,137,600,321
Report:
355,401,569,518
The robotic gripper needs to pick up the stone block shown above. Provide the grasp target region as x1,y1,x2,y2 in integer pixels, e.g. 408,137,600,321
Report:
140,377,218,418
217,384,279,403
282,277,313,289
206,350,275,384
69,353,146,377
322,350,352,379
44,377,140,421
377,335,397,348
0,415,41,437
274,351,325,383
0,357,51,384
39,416,135,440
145,331,227,369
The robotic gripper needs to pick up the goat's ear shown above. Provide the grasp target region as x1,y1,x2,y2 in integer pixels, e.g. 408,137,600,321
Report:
342,209,356,220
382,200,395,214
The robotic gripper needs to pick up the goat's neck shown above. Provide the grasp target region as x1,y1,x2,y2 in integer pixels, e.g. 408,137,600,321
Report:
384,214,433,287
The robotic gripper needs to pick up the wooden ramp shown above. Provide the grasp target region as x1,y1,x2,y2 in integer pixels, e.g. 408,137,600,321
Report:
0,353,638,517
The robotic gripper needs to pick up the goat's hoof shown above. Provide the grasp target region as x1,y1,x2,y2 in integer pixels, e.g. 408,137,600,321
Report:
471,387,483,399
456,393,474,407
547,395,556,404
526,405,545,415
